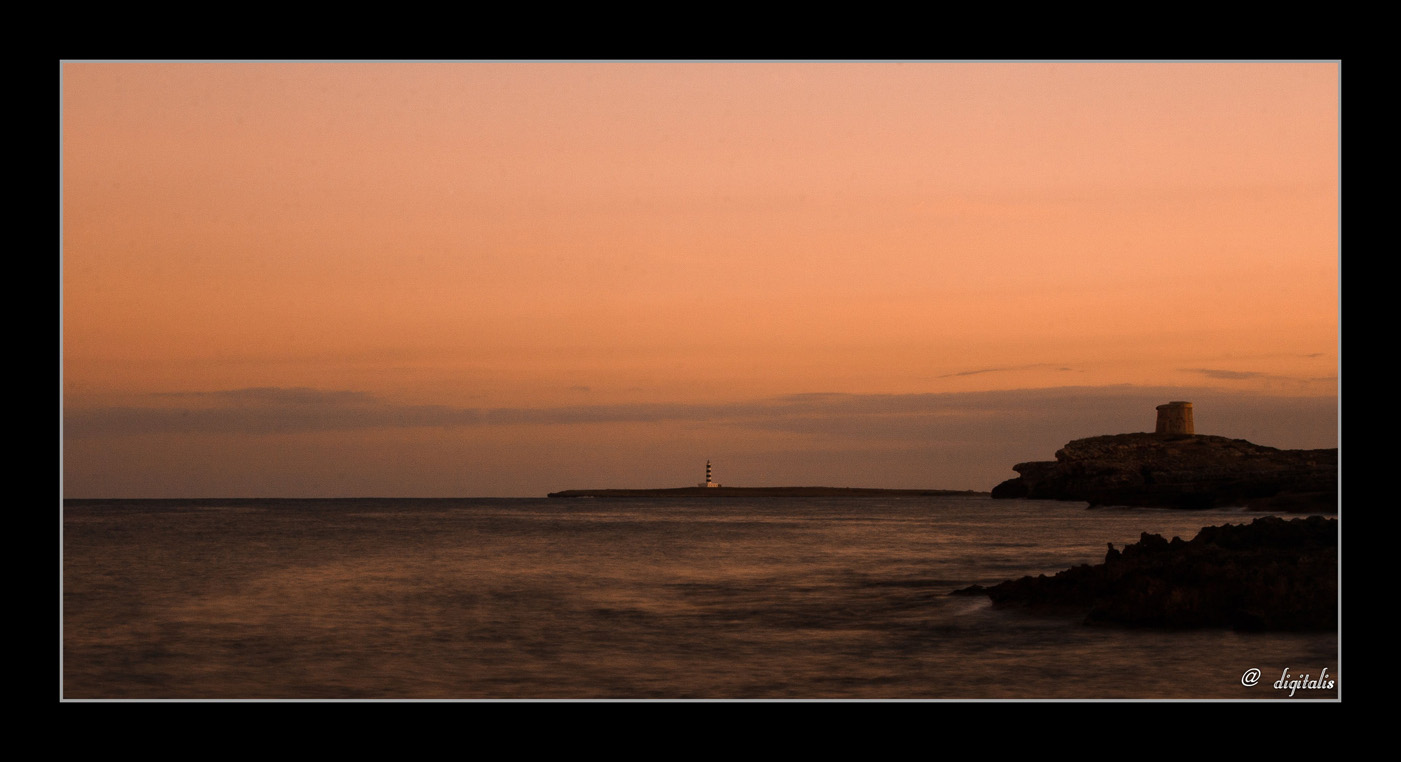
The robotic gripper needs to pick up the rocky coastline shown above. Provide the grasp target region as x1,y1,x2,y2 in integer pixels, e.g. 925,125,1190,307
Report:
954,515,1337,631
990,432,1337,512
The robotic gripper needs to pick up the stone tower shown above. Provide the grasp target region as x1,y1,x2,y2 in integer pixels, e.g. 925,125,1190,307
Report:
1155,401,1194,435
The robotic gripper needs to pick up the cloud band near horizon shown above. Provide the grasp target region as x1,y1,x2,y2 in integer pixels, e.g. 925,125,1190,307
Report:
65,384,1338,449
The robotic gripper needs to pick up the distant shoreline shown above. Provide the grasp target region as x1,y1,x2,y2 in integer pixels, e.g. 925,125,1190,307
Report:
546,487,988,498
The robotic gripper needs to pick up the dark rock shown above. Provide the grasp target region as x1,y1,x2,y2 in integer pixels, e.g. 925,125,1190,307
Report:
952,516,1337,631
1104,543,1120,563
991,432,1336,511
989,478,1029,499
949,584,988,596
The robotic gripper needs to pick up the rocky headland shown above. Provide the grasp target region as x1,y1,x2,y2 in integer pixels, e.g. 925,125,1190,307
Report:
954,515,1337,631
990,432,1337,512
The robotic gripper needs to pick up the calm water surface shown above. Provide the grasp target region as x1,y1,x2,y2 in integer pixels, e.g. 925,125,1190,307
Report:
63,497,1339,699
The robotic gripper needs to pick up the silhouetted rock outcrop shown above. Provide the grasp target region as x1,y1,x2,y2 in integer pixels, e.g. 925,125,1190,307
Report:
990,433,1336,511
954,516,1337,631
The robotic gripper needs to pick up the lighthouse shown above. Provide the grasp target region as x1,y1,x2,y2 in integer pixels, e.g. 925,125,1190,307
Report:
698,460,721,488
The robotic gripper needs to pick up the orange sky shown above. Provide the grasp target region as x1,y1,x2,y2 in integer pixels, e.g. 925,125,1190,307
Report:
61,62,1339,497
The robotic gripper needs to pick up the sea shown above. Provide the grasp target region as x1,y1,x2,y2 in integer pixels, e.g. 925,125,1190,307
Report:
61,496,1340,700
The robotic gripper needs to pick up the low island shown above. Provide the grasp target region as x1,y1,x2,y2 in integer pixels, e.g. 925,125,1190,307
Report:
549,459,986,498
548,487,986,498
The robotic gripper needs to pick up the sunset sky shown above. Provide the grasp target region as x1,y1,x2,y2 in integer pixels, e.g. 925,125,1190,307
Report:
61,62,1339,497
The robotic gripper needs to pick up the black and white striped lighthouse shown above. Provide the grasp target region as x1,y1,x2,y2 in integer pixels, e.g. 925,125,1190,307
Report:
699,460,720,488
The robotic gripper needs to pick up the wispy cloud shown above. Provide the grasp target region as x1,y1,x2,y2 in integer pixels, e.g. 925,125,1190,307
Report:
1182,368,1337,385
152,387,379,404
1187,369,1266,380
939,364,1076,378
66,391,483,436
